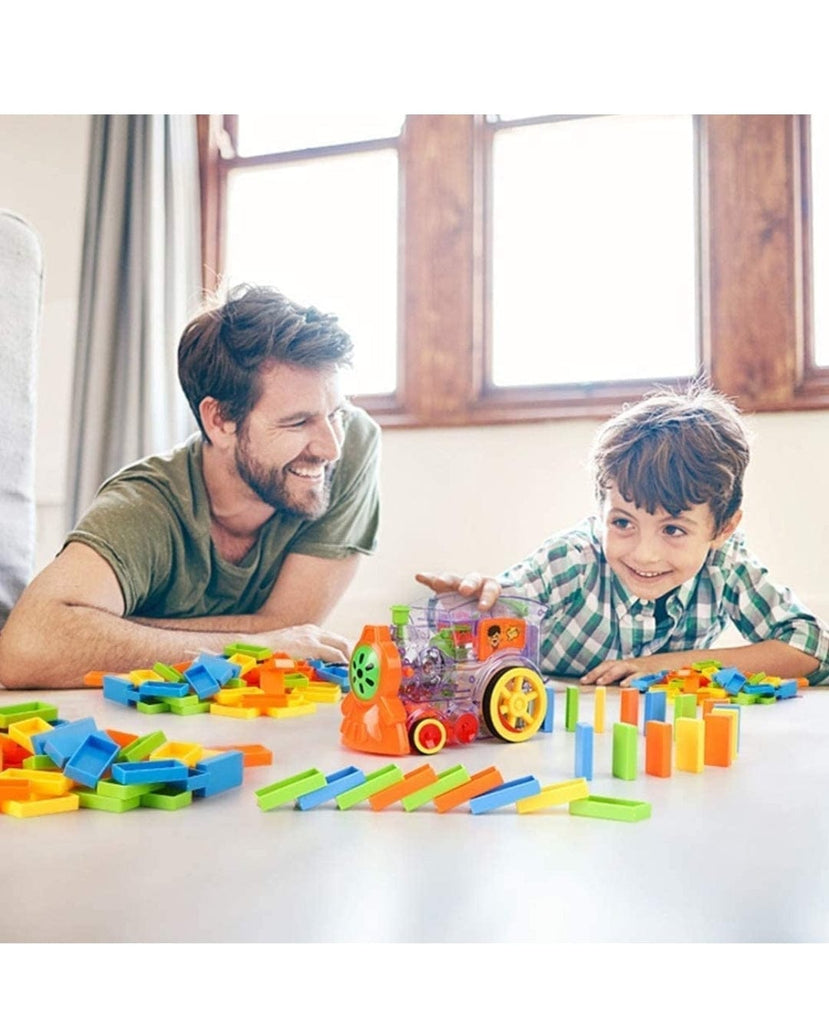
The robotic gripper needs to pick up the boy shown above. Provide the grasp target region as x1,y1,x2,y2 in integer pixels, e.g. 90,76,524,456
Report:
416,386,829,686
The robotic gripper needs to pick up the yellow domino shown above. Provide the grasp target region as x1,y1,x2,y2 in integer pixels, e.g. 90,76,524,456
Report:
265,703,317,718
1,768,75,796
213,686,262,706
516,777,590,813
594,687,606,733
226,653,257,675
149,742,204,767
209,704,261,719
128,669,165,683
675,717,705,772
8,717,53,754
2,793,80,818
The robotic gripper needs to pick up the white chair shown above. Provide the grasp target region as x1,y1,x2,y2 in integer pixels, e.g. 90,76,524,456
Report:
0,209,42,628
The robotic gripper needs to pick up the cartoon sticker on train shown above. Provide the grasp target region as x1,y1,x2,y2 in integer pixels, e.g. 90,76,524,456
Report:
341,593,549,756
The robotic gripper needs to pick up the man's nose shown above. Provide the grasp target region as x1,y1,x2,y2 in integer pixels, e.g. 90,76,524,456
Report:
308,417,342,462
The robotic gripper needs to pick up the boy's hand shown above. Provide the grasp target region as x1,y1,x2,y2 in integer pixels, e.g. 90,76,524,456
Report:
581,657,646,687
414,572,502,612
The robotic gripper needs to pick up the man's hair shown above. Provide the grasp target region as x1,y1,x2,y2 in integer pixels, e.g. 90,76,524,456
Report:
178,283,354,440
589,384,751,535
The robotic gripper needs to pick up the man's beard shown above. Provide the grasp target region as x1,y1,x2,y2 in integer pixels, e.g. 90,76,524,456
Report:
234,430,333,521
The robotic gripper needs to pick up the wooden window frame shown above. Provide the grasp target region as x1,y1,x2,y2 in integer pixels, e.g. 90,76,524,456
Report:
197,114,829,427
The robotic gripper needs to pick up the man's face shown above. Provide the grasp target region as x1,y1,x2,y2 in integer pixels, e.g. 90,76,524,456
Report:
234,362,346,520
600,484,732,600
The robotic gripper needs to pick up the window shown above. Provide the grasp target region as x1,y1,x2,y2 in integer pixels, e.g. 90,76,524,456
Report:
199,114,829,425
809,114,828,368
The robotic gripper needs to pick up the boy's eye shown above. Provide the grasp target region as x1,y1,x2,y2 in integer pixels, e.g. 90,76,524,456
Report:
664,524,686,537
611,517,632,530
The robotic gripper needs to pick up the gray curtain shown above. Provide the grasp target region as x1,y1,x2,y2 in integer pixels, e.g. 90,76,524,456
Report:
66,115,202,530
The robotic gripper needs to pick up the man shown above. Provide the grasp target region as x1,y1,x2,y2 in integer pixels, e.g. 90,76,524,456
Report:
0,284,380,689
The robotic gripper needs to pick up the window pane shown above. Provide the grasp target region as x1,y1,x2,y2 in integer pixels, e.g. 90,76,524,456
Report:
236,115,405,156
225,149,399,395
490,115,697,387
812,114,828,366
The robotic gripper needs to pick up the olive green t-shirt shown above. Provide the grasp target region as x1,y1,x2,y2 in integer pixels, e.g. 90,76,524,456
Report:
65,406,380,618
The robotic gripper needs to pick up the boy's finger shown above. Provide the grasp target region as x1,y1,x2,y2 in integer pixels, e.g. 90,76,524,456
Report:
478,578,501,610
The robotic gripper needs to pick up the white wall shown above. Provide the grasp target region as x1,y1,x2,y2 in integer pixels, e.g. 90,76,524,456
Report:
3,113,828,645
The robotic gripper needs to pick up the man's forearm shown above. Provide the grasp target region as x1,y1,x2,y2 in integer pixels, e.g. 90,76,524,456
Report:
130,613,272,633
0,603,247,689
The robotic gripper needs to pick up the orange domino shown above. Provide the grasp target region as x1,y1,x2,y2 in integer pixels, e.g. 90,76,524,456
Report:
369,764,438,810
105,728,140,748
645,720,672,777
620,688,640,726
433,766,505,813
212,744,273,767
83,670,106,687
703,713,734,767
0,778,32,801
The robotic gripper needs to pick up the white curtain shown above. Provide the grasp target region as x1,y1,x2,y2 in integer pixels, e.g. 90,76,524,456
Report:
66,115,202,529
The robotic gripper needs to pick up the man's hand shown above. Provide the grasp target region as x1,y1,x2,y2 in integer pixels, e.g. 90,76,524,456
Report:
255,623,352,663
414,572,502,611
581,657,647,687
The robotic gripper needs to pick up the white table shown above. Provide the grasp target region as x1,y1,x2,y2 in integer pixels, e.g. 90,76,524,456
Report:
2,685,826,942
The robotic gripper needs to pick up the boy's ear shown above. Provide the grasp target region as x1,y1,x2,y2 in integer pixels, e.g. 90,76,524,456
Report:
199,396,238,448
710,509,743,549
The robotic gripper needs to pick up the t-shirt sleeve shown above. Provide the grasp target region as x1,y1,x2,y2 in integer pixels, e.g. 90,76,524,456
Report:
63,477,177,616
718,535,829,684
287,406,381,559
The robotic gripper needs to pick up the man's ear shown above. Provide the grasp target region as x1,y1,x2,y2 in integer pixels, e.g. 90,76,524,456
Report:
199,397,237,448
711,509,743,549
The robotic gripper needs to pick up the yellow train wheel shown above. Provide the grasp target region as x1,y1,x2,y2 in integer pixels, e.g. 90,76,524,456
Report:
482,667,546,742
411,717,448,755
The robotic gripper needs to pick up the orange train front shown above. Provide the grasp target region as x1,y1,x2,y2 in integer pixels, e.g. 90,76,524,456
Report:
341,595,549,756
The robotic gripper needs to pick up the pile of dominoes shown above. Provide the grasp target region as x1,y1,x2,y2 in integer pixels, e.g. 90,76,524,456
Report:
0,698,272,819
90,645,344,719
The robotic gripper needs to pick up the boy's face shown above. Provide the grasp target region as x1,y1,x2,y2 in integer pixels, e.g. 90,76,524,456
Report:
600,485,740,600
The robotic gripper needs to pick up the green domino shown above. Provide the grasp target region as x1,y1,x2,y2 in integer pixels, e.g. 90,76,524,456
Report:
136,698,169,714
22,755,61,770
152,662,185,682
166,696,212,715
224,642,273,661
612,721,638,780
283,672,309,688
97,778,165,800
569,795,651,822
336,764,403,810
565,685,579,732
402,765,470,811
77,790,141,812
0,702,59,728
734,692,758,705
141,788,193,810
117,730,167,762
673,694,697,722
256,768,326,811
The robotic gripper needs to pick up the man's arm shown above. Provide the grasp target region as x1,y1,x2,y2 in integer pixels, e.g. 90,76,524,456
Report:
580,641,820,687
0,544,354,690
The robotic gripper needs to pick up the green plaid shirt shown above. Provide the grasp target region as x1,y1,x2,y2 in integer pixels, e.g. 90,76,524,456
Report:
499,516,829,683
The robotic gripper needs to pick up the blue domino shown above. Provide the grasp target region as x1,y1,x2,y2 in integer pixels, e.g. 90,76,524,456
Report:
137,680,190,699
541,686,555,732
184,662,222,700
63,730,120,788
469,775,541,814
643,689,667,731
297,766,366,810
713,666,747,694
193,653,240,686
194,750,244,797
776,680,799,699
574,722,594,780
103,675,140,706
112,759,191,785
41,717,98,768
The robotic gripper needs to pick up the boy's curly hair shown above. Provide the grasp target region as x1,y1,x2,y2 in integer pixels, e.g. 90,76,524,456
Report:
589,383,751,535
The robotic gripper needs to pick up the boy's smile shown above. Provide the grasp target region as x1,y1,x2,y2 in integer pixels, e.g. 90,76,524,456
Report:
600,485,740,600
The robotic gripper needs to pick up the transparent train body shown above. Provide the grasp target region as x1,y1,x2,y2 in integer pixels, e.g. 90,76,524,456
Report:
341,593,549,756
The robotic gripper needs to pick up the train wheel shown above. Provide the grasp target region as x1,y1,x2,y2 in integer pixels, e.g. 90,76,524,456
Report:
410,717,448,755
482,667,546,742
452,711,478,744
349,644,382,701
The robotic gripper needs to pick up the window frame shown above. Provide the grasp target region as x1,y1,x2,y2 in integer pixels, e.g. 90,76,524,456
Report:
197,113,829,426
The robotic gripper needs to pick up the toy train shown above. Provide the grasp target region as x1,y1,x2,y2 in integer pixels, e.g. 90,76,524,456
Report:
341,593,549,756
